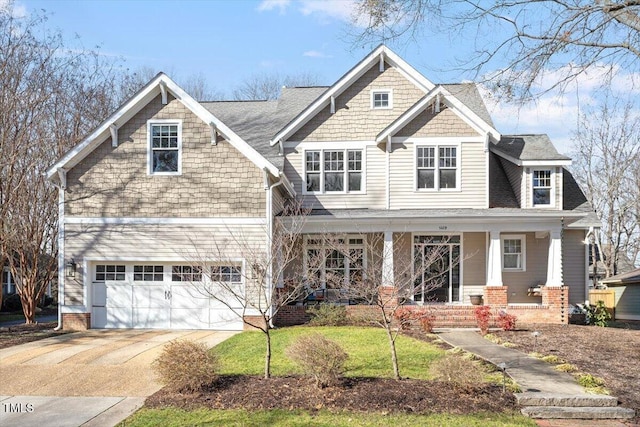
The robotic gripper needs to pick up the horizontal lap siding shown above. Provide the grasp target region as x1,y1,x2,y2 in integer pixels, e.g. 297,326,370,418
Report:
389,142,486,209
563,229,586,304
502,232,548,303
66,94,265,218
284,146,386,209
63,223,267,306
463,232,486,303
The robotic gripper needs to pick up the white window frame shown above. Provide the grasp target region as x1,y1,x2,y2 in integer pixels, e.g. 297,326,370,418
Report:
302,148,365,195
2,267,14,295
411,233,463,304
147,119,183,176
303,235,367,289
501,234,526,272
210,265,243,283
370,89,393,109
532,168,555,208
414,142,461,191
95,264,126,281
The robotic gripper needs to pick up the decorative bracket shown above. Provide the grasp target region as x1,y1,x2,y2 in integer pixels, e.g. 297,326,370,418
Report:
210,122,217,145
330,96,335,114
110,124,118,148
159,81,168,104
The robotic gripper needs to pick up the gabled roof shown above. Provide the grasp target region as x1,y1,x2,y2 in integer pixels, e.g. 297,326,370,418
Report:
376,84,500,142
601,267,640,285
491,135,572,166
270,45,436,145
46,73,281,181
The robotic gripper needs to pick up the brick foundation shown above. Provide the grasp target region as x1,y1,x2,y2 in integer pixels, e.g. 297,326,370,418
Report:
273,305,309,327
483,286,508,306
62,313,90,330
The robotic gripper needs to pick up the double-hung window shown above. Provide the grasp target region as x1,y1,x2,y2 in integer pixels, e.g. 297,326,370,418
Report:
304,149,363,193
148,120,182,175
416,145,458,190
532,169,552,206
502,235,526,271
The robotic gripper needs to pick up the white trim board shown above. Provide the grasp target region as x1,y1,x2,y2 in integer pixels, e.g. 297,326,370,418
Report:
64,217,267,225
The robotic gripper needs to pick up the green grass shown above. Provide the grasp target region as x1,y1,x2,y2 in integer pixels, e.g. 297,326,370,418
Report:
122,408,537,427
213,326,444,379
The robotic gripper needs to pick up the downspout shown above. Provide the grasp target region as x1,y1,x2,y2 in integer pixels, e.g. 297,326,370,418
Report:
51,169,66,331
264,169,286,329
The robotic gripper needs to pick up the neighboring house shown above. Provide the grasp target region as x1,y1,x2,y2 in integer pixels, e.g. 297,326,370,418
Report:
600,268,640,321
46,45,599,330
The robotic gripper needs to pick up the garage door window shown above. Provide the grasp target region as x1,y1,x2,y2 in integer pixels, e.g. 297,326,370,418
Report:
95,265,126,281
133,265,164,281
211,266,242,283
172,265,202,282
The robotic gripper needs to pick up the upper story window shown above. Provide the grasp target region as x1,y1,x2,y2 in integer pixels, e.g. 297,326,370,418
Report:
532,169,553,206
148,120,182,175
502,234,526,271
371,90,392,109
416,145,459,190
304,149,364,194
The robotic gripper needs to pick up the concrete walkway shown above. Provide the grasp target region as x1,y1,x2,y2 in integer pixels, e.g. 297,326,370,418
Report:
0,329,239,427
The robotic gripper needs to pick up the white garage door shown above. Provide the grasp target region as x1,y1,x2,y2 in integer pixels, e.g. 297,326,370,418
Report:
91,263,244,330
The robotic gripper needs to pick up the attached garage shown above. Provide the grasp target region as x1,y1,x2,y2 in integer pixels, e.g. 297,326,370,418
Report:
601,268,640,321
90,262,245,330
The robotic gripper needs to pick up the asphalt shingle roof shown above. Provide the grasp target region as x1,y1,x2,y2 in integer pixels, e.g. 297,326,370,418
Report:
493,134,571,161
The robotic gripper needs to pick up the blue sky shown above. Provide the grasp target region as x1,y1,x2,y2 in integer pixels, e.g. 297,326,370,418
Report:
7,0,621,154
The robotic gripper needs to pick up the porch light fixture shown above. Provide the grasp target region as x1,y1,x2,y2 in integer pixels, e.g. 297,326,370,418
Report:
66,259,77,278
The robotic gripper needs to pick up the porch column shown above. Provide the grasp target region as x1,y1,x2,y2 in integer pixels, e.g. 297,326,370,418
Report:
381,231,394,287
486,230,503,286
546,230,563,286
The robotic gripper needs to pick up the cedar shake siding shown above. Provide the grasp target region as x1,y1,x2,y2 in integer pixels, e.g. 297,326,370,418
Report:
396,105,479,138
65,94,265,218
290,63,425,142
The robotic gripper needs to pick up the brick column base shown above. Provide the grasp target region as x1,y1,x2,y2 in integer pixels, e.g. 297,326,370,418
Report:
541,286,569,324
483,286,508,306
62,313,90,330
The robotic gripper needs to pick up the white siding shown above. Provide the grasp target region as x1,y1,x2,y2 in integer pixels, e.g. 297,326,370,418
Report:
389,141,487,209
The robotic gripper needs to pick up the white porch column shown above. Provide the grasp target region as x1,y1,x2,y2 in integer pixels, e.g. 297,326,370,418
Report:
546,230,563,286
487,230,503,286
382,231,394,287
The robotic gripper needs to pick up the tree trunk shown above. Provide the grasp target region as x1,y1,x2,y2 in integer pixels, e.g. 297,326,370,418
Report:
264,329,272,379
20,292,37,324
384,323,401,380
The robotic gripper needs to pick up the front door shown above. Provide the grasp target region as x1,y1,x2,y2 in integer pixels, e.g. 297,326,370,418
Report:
413,235,461,303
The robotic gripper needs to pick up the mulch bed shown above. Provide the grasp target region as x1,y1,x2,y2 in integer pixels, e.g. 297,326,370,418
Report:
492,323,640,421
146,375,518,415
0,321,69,349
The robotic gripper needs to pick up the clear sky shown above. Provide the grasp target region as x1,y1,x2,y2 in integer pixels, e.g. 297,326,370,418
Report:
8,0,611,154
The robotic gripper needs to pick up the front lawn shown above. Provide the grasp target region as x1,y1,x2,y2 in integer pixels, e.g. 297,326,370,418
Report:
126,326,534,426
214,325,443,379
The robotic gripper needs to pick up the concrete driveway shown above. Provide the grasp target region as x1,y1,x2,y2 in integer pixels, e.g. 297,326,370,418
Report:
0,329,238,426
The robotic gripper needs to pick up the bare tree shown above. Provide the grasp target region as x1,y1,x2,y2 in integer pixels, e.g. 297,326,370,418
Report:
0,6,131,322
572,94,640,277
232,72,322,101
314,233,463,380
352,0,640,101
185,203,310,379
119,67,225,102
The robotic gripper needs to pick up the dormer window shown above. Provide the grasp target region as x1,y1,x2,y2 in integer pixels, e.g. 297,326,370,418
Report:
148,120,182,175
532,169,553,206
371,90,392,109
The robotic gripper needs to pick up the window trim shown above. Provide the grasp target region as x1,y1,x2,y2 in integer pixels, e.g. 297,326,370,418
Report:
302,148,366,195
2,267,15,295
501,234,526,272
411,233,463,304
95,264,126,281
531,168,555,208
303,235,367,289
414,142,461,191
210,264,243,284
147,119,183,176
370,89,393,109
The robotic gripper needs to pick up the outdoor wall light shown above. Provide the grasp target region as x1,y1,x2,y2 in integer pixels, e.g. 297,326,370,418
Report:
66,259,77,278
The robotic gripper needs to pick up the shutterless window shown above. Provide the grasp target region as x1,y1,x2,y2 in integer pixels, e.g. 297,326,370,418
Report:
171,265,202,282
150,124,179,173
502,237,525,271
305,149,363,193
95,265,126,281
416,147,435,189
133,265,164,281
324,151,344,192
533,170,552,205
439,147,457,189
305,151,321,192
211,266,242,283
416,145,457,190
372,91,390,109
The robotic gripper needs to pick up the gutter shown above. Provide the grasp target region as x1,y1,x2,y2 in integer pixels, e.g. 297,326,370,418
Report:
264,169,286,328
49,170,66,331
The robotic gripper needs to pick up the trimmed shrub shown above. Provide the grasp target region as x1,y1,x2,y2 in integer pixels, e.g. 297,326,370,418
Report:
497,310,517,331
306,303,347,326
286,333,348,388
1,293,22,312
152,340,219,392
474,305,491,335
586,300,611,327
430,355,484,389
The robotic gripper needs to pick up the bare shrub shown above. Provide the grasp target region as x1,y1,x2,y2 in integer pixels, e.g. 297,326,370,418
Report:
307,304,347,326
430,355,484,389
286,333,348,388
152,340,219,392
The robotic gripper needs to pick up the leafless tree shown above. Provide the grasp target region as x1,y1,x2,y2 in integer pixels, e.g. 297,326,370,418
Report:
0,5,131,322
352,0,640,101
572,94,640,277
232,72,322,101
315,233,463,380
119,67,225,102
185,203,310,379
